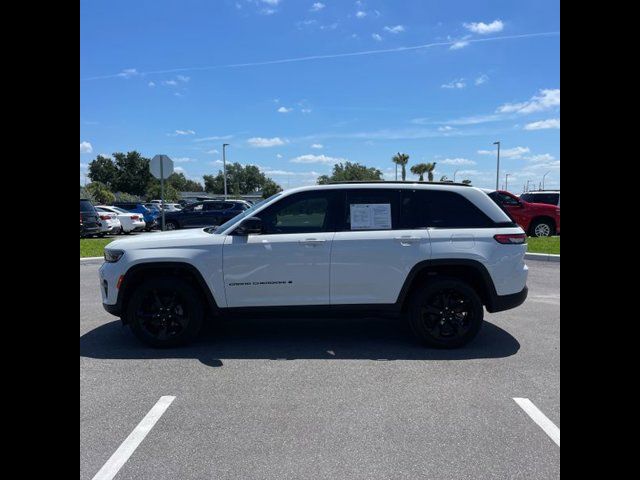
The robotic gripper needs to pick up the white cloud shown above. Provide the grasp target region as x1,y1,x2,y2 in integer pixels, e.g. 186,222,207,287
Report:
260,8,277,15
291,154,346,164
277,106,293,113
437,126,455,132
463,19,504,34
440,158,476,166
177,75,190,83
441,78,466,89
276,153,283,159
301,108,312,113
193,135,233,142
148,81,156,87
247,137,287,147
497,89,560,114
310,143,324,149
475,74,489,85
450,40,470,50
80,141,93,153
163,79,178,86
526,153,555,162
117,68,138,79
372,33,382,41
524,118,560,130
383,25,405,34
169,129,196,136
310,2,325,11
356,11,367,18
206,149,219,154
478,146,530,159
173,157,198,163
174,166,186,173
261,0,280,4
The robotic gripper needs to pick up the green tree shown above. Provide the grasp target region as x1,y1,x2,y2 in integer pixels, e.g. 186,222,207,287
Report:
85,182,115,205
203,163,274,195
410,163,429,181
114,191,142,202
425,162,437,182
80,185,95,202
145,182,180,202
392,152,410,181
111,151,152,196
317,162,383,184
461,179,472,185
262,178,283,198
88,155,118,187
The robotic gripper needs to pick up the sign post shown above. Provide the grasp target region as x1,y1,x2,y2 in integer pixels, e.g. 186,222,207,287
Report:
150,155,174,231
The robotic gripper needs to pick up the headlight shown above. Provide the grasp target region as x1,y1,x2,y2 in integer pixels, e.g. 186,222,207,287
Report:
104,249,124,263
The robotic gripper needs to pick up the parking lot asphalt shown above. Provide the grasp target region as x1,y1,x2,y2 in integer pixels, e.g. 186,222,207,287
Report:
80,261,559,480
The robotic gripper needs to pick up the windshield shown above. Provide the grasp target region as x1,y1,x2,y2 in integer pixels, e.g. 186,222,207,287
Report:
520,193,559,205
111,207,128,214
210,193,282,234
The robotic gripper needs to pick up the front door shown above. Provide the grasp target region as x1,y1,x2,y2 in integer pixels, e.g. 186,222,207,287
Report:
222,190,340,307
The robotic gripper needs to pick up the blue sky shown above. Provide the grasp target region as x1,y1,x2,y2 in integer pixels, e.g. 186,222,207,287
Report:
80,0,560,192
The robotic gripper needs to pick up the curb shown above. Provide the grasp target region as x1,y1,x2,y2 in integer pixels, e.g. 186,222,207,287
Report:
525,252,560,263
80,256,103,262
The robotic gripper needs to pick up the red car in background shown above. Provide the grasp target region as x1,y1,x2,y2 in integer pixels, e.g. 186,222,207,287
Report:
486,189,560,237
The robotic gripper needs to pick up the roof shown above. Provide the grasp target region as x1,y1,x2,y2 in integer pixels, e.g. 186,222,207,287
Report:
327,180,471,187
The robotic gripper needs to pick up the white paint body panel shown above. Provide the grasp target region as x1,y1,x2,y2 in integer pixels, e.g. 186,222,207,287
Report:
330,229,430,304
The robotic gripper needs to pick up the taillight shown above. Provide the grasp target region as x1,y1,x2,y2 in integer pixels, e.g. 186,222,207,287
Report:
99,215,110,220
80,213,82,225
131,215,140,220
494,233,527,244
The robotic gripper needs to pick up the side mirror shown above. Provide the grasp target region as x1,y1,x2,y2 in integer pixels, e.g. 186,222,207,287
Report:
234,216,263,235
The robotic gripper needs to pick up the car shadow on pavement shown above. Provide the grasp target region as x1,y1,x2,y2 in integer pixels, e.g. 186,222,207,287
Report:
80,316,520,368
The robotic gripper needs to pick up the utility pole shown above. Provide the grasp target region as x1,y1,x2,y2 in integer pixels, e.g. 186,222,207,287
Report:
222,143,230,200
453,169,459,182
493,141,501,190
542,170,551,190
505,173,510,191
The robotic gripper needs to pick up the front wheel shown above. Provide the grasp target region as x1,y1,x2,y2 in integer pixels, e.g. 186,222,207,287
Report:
126,277,204,347
165,220,178,231
407,278,484,348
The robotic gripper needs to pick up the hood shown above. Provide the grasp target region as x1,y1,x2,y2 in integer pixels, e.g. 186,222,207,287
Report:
526,201,559,213
106,228,224,251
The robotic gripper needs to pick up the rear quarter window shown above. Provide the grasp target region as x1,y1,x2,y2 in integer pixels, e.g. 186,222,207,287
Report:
400,190,494,229
80,200,96,213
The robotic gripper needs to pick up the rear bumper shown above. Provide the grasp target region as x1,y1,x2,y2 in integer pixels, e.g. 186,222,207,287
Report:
487,286,528,313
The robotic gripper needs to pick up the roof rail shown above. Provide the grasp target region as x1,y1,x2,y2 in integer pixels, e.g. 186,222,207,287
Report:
326,180,471,187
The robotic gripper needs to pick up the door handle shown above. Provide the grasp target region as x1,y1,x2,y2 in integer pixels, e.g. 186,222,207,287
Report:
394,236,420,246
299,238,326,246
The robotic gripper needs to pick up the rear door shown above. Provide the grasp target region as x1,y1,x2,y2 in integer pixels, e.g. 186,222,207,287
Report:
329,188,431,305
182,202,205,227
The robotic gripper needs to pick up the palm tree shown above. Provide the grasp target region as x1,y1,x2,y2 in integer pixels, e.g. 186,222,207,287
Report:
425,162,437,182
410,163,429,181
392,152,410,181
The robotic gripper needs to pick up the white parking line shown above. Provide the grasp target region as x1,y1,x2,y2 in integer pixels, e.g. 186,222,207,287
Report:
513,397,560,446
91,396,176,480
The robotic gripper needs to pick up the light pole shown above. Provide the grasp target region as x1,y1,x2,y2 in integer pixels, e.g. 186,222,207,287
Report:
222,143,230,200
542,170,551,190
395,163,398,181
493,141,501,190
505,173,510,191
453,169,459,182
526,180,534,192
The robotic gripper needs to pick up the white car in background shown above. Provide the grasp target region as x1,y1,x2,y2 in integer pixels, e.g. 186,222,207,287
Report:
97,211,122,235
96,206,146,234
162,203,183,212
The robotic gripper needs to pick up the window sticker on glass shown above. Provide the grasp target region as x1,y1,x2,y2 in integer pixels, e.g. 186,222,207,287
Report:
350,204,392,230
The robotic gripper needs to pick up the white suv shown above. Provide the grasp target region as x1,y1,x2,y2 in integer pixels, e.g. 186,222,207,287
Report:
99,183,528,348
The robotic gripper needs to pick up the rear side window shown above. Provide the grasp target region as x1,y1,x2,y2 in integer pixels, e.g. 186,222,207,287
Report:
520,193,559,205
343,189,401,231
400,190,494,229
80,199,96,213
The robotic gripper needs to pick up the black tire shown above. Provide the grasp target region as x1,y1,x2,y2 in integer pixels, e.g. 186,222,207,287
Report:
126,276,204,348
165,220,179,231
529,218,555,237
407,278,484,348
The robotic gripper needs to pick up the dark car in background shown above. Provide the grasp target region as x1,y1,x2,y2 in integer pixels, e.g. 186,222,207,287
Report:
520,190,560,207
113,202,159,231
80,199,101,237
163,200,250,230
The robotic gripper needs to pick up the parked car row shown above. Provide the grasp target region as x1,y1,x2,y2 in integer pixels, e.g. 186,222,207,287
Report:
81,199,159,237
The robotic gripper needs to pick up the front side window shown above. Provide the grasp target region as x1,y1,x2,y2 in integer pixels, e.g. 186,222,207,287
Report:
497,192,520,206
259,191,337,234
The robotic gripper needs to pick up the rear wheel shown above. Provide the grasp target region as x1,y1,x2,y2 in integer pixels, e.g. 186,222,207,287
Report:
165,220,179,230
529,218,555,237
126,277,204,347
407,278,483,348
